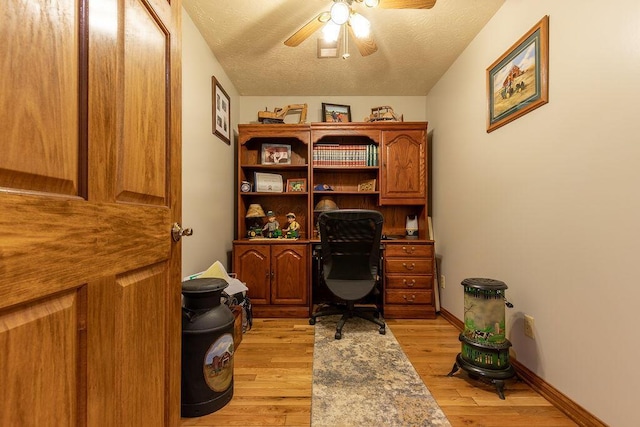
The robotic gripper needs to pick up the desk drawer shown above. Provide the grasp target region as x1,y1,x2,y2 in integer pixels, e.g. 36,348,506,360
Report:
384,304,436,319
385,244,433,258
385,258,433,274
385,290,433,305
385,276,433,290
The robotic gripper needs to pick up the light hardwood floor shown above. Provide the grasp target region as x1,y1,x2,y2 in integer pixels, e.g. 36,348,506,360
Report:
181,317,577,426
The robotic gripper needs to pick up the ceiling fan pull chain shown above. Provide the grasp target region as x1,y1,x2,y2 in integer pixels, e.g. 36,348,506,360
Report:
342,25,350,59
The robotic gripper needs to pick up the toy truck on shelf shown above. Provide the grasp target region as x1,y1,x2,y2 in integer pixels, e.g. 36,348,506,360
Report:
364,106,403,122
258,104,308,124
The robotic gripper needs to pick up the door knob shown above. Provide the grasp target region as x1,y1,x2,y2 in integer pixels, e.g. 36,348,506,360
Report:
172,223,193,242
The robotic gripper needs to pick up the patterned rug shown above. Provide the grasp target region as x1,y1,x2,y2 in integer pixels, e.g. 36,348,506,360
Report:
311,315,451,427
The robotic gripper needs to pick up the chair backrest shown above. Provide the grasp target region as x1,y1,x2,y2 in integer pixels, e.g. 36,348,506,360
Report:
318,209,384,284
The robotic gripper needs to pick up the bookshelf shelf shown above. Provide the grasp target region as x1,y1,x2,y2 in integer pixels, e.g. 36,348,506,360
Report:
241,192,308,197
312,166,378,171
313,191,378,196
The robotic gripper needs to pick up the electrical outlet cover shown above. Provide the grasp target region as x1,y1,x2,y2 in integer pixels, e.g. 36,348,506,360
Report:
524,314,535,339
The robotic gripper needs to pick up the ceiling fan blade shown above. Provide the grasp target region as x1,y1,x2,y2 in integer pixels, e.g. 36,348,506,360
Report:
348,26,378,57
377,0,437,9
284,12,331,47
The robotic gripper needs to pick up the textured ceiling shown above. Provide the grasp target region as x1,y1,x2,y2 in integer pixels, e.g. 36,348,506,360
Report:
183,0,504,96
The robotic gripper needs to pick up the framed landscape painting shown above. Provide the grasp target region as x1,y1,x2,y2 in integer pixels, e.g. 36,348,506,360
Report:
487,15,549,133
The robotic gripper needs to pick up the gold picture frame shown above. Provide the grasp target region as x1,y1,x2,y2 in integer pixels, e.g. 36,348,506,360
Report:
487,16,549,133
357,178,376,192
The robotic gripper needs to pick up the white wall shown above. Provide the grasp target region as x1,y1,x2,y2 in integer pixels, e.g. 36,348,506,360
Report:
181,9,238,277
427,1,640,426
240,96,427,124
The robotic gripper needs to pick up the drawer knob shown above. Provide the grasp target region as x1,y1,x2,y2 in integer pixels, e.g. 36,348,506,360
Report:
402,279,416,287
402,246,415,254
402,262,416,271
402,294,416,303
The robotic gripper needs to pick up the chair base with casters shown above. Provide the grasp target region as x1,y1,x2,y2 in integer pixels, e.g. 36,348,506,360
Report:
309,301,385,340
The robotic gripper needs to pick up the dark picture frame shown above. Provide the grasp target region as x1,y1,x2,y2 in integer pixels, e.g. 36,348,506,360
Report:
261,143,292,165
487,15,549,133
212,75,231,144
322,103,352,123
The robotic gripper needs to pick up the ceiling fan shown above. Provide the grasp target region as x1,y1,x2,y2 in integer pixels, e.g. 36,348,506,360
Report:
284,0,437,58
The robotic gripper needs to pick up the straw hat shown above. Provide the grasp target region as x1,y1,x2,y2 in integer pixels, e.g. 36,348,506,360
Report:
245,204,266,218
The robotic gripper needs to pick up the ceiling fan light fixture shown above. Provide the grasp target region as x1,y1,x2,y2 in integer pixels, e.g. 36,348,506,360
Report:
322,21,341,42
364,0,380,8
350,13,370,39
330,1,350,25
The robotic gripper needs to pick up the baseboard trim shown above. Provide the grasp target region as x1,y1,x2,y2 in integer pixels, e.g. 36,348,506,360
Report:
439,308,463,330
438,308,606,427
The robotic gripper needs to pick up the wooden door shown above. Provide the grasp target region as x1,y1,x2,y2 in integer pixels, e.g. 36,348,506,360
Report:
233,244,271,305
271,244,308,306
0,0,182,425
380,128,427,205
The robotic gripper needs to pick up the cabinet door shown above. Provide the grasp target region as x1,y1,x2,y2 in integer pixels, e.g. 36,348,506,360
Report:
271,244,308,305
380,129,427,204
234,245,270,304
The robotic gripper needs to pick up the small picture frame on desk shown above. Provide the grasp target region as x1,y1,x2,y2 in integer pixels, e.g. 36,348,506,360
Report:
286,178,307,192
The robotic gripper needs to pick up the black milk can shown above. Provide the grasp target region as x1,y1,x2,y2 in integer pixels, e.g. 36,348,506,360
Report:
181,277,235,417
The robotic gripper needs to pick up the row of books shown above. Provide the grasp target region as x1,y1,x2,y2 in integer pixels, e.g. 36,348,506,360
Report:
312,144,378,166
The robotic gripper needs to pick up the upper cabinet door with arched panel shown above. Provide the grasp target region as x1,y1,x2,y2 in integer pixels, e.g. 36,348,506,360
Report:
380,124,428,205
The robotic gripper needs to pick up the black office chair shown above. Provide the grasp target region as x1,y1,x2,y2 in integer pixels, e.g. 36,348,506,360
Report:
309,209,386,339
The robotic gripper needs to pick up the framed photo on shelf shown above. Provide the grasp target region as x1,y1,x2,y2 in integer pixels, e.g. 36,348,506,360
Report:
357,178,376,192
212,75,231,144
322,103,352,123
286,178,307,192
486,15,549,133
261,143,291,164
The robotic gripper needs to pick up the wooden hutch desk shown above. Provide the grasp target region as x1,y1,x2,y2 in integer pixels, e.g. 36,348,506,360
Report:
233,122,435,319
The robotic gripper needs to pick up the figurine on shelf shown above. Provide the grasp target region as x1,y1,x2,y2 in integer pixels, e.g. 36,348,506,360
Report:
282,212,300,239
262,210,281,238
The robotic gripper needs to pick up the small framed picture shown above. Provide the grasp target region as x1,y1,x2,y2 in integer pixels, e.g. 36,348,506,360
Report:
286,178,307,192
358,178,376,192
322,103,351,123
261,143,291,164
212,75,231,144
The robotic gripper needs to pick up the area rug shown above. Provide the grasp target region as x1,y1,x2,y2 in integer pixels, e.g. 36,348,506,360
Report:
311,315,451,427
